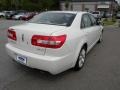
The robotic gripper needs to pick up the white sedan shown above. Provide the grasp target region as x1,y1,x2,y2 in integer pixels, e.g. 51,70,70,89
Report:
12,13,25,20
0,12,5,17
6,11,103,74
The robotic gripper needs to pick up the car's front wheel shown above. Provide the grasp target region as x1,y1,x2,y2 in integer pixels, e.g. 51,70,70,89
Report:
74,47,86,70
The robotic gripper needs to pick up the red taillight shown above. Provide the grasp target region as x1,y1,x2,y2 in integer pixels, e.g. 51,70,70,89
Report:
8,29,17,41
31,35,66,49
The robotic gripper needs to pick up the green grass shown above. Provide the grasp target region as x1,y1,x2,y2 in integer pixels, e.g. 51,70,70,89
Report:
102,18,116,26
0,17,5,19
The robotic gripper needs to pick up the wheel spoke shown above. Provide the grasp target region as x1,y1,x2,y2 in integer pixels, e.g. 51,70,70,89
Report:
79,49,86,68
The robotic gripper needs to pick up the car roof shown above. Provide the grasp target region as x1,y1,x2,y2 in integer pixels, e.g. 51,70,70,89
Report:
46,11,87,15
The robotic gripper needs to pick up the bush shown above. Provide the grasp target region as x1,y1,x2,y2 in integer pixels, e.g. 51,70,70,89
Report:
102,18,116,26
104,18,108,21
112,17,116,22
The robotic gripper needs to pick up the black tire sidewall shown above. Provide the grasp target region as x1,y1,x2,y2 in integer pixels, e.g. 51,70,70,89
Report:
74,48,86,71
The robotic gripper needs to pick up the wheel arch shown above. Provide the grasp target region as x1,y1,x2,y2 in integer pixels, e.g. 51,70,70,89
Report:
82,43,88,52
71,41,88,68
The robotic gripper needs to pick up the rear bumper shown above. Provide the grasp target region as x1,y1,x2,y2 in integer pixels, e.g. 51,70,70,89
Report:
6,43,73,74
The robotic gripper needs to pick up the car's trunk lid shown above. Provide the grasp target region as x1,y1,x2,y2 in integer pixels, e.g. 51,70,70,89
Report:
8,23,67,55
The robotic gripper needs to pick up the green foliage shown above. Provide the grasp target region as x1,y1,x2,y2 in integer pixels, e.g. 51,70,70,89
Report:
104,18,108,21
118,5,120,11
65,0,69,10
112,17,116,22
0,0,59,11
102,18,116,26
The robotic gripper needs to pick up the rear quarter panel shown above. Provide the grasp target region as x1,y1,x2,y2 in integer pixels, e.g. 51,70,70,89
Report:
45,13,88,67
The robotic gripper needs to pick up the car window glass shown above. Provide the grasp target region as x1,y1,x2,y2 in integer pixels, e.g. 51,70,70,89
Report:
30,12,76,27
88,14,96,26
81,21,85,28
81,14,92,28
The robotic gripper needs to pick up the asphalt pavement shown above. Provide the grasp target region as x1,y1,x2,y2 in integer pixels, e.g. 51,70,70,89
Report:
0,20,120,90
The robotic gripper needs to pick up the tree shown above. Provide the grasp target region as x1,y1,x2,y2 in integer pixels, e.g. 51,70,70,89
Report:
118,5,120,11
65,0,70,10
0,0,60,11
40,0,54,11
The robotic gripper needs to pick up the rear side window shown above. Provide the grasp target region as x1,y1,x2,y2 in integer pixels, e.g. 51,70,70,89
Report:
81,14,92,29
88,14,96,26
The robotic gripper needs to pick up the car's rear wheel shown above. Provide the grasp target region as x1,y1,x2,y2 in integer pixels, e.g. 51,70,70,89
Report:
74,47,86,70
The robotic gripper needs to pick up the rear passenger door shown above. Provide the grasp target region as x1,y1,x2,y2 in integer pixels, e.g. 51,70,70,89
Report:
88,14,101,42
81,14,97,48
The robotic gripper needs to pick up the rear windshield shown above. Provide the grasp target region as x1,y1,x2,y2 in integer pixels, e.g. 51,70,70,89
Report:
29,12,76,26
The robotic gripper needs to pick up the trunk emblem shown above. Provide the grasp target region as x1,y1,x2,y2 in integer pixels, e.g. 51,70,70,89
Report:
22,34,24,42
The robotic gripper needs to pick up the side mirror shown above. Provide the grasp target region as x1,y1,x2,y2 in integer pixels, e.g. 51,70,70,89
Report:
96,18,101,25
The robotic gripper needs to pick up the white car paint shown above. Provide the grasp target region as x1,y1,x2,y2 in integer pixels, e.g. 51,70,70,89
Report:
6,11,103,74
92,11,101,19
0,12,5,17
13,14,25,20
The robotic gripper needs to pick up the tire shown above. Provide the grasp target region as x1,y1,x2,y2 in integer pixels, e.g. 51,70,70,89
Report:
98,31,103,43
74,47,86,71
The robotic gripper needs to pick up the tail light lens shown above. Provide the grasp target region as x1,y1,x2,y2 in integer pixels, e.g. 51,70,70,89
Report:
31,35,66,49
8,29,17,41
